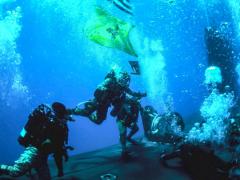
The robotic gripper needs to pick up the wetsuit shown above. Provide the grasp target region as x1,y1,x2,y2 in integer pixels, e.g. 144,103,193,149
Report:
0,104,69,179
116,96,141,153
70,72,145,124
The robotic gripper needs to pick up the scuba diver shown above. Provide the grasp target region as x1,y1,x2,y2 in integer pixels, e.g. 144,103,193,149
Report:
141,105,184,143
160,142,235,180
0,102,73,179
116,95,144,157
69,69,147,124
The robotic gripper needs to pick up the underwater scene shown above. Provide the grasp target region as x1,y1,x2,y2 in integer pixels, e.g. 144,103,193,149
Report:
1,0,240,179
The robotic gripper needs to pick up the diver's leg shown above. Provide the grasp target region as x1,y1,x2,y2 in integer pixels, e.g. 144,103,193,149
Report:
0,146,39,177
71,99,109,125
34,153,51,180
111,103,123,117
91,103,109,125
72,100,97,117
53,152,64,177
117,120,127,154
127,123,139,145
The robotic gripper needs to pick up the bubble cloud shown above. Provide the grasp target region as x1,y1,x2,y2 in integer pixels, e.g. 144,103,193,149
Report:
0,5,30,107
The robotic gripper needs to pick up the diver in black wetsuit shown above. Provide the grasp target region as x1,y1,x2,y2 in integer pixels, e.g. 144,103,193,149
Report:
69,70,146,124
160,142,234,180
116,95,144,156
0,102,73,179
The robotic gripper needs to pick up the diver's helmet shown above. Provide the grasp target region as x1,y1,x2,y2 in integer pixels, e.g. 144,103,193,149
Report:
52,102,68,119
117,71,130,88
52,102,73,123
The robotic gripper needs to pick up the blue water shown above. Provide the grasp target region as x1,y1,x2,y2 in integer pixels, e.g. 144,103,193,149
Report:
0,0,240,164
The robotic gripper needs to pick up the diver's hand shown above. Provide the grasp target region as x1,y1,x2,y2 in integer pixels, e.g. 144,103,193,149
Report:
67,115,75,122
64,153,69,162
63,146,74,162
67,108,75,115
137,92,147,97
66,146,74,151
135,92,146,98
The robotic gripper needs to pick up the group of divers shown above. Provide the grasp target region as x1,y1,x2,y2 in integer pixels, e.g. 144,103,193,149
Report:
0,68,240,180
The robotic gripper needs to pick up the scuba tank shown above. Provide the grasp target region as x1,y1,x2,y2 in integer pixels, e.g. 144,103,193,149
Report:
94,70,117,103
18,104,53,148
